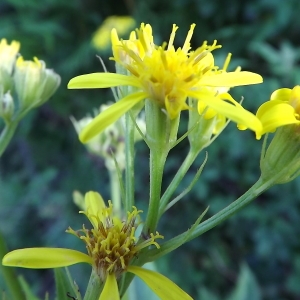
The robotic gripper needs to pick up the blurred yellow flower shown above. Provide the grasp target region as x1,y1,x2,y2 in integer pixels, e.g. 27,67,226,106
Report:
0,38,20,92
0,38,20,75
92,16,136,50
68,23,263,143
256,85,300,138
2,192,192,300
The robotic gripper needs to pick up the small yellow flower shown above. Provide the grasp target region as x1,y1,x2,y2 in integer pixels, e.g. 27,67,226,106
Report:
92,16,136,50
68,23,263,143
0,38,20,92
2,192,192,300
256,85,300,138
0,38,20,74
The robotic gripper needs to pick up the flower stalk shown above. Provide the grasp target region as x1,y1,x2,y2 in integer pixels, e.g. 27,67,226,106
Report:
144,175,278,263
124,111,136,212
0,232,25,300
83,270,103,300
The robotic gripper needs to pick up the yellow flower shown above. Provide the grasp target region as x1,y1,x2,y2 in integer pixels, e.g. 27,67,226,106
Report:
256,85,300,138
68,23,263,143
0,38,20,92
0,38,20,74
92,16,136,50
2,192,192,300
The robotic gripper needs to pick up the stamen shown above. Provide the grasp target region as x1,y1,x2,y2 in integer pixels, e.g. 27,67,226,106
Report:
167,24,178,50
222,53,232,71
182,23,196,53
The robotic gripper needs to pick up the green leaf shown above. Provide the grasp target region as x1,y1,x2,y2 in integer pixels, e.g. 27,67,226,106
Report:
18,275,40,300
197,286,220,300
227,263,262,300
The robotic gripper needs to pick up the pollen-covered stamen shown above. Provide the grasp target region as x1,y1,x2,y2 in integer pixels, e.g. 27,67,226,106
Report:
182,23,196,53
136,23,154,54
222,53,232,72
66,204,163,281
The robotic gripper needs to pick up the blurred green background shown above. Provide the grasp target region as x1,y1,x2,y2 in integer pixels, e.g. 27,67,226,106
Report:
1,0,300,299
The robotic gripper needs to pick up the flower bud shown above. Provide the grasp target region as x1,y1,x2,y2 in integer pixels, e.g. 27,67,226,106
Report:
14,56,60,110
0,89,14,122
260,125,300,184
257,86,300,184
188,97,226,151
72,103,145,171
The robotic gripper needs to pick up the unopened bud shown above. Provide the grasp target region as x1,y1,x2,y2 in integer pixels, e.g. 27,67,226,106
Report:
260,124,300,184
0,89,14,122
14,56,60,110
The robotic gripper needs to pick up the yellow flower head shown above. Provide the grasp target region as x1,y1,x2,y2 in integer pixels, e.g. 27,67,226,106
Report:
256,85,300,138
2,191,192,300
68,23,263,143
67,192,162,281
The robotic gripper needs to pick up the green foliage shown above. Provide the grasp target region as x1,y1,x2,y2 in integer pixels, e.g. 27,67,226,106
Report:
1,0,300,299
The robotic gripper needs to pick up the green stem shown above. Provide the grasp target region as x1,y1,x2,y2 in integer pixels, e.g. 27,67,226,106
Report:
124,112,135,212
83,270,103,300
0,120,19,157
158,147,199,217
144,176,275,262
0,232,25,300
0,109,29,157
144,148,167,233
109,168,121,216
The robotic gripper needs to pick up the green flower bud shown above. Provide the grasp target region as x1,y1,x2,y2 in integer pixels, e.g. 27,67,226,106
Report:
72,103,145,171
260,125,300,184
259,86,300,184
0,89,15,123
14,56,60,110
188,97,226,151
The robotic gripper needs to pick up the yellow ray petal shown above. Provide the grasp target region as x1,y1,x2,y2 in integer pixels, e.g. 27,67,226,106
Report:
79,91,147,143
190,91,262,133
270,88,291,102
256,100,299,134
99,274,120,300
2,248,92,268
84,191,106,228
199,71,263,87
68,73,140,89
127,266,193,300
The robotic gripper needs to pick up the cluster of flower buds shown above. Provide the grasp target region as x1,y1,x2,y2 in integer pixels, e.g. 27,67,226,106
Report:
0,38,60,124
72,103,145,171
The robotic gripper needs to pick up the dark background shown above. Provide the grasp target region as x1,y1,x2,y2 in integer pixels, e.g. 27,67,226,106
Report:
1,0,300,299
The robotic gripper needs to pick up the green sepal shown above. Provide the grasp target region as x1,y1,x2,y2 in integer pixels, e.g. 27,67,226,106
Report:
54,267,82,300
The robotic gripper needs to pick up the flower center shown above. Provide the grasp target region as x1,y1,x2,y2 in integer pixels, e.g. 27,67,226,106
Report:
112,23,221,118
67,203,163,281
